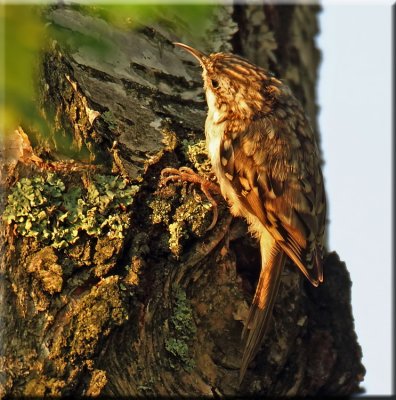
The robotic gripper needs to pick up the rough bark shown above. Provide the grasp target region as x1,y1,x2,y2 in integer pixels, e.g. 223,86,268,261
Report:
0,4,365,397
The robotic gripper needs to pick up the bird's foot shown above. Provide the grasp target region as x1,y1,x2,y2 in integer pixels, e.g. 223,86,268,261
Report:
160,166,221,230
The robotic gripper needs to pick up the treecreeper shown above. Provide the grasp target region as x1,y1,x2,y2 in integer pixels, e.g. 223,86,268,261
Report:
165,43,327,384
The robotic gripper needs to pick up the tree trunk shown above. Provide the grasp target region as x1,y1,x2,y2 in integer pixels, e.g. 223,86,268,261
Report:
0,4,365,397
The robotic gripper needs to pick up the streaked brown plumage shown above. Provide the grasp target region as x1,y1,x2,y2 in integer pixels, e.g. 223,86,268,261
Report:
174,43,326,384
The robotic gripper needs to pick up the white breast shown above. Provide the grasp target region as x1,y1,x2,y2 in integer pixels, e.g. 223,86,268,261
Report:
204,89,264,234
205,106,244,219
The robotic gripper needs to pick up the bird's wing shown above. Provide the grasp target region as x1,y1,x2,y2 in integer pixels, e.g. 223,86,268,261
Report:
221,116,326,383
220,116,326,286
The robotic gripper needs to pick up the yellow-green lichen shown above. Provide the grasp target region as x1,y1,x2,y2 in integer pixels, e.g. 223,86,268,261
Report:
27,247,63,294
182,139,212,177
70,282,127,359
85,369,108,396
93,236,126,278
168,220,187,257
50,276,128,364
175,190,213,237
151,183,215,257
162,128,178,152
23,376,66,397
165,286,196,371
2,173,138,249
101,110,118,131
151,139,218,257
149,196,172,225
168,188,214,257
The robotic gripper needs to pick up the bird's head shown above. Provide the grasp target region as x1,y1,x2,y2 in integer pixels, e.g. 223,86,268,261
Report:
174,42,274,119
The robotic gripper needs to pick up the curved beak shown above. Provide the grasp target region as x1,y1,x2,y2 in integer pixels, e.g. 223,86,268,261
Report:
173,42,206,66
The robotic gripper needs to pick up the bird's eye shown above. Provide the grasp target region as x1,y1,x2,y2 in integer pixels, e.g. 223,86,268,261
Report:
211,79,219,89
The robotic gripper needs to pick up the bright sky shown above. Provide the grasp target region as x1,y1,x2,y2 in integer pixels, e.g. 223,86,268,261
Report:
318,2,392,395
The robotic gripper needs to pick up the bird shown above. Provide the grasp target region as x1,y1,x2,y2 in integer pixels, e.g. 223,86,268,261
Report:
172,42,327,384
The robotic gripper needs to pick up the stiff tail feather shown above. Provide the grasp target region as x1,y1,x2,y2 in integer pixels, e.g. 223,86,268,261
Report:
239,242,286,384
